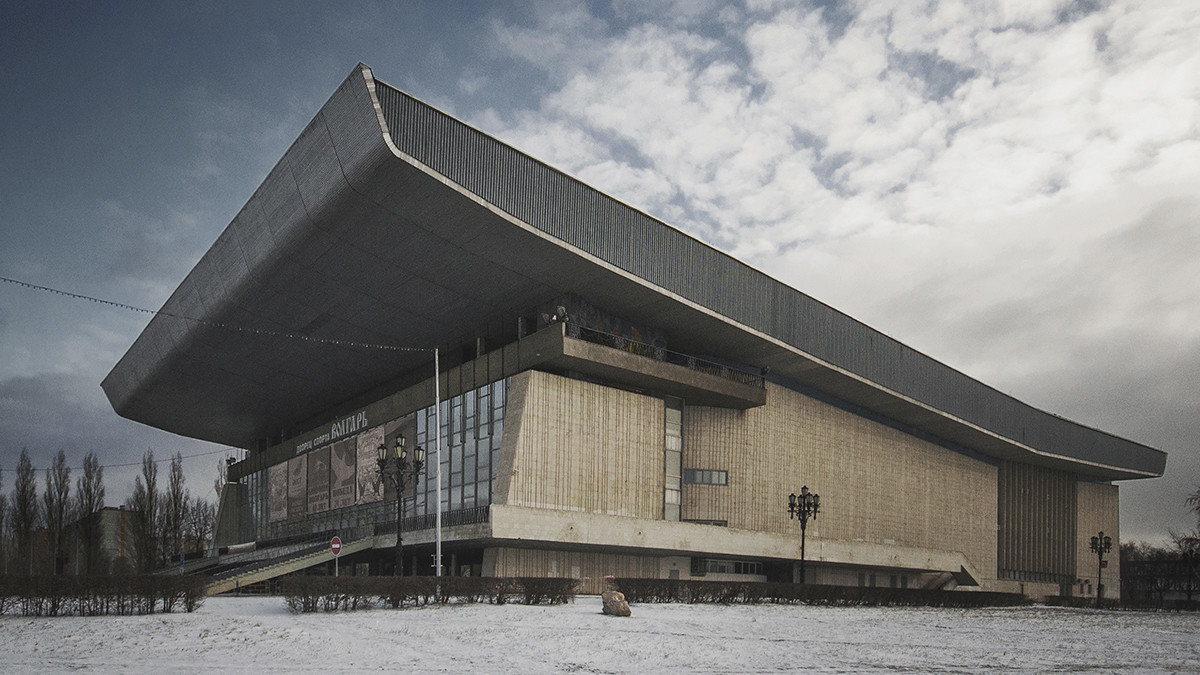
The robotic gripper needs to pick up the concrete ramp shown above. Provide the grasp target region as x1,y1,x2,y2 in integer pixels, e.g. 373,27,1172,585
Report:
205,537,374,595
921,571,955,590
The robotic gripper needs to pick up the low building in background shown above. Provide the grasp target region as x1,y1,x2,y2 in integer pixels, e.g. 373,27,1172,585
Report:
104,65,1166,600
62,507,139,575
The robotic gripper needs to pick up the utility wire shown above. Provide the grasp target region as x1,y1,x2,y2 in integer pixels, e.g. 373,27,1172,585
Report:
1,275,432,353
3,447,236,474
0,275,437,472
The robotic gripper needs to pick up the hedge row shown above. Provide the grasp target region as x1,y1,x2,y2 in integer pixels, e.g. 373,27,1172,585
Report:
279,576,580,612
0,575,207,616
609,579,1027,608
1043,596,1200,611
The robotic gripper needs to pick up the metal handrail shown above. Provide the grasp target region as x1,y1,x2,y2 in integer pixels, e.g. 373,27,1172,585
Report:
566,324,764,387
372,504,491,536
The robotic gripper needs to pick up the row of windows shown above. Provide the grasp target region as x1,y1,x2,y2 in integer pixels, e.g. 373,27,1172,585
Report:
858,573,909,589
412,379,508,516
999,569,1068,584
691,558,763,576
682,518,728,527
683,469,727,485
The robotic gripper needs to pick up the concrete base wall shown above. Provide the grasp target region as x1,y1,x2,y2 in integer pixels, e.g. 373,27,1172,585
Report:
486,546,660,595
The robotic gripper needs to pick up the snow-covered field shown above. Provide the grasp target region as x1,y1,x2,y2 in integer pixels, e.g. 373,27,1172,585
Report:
3,595,1198,673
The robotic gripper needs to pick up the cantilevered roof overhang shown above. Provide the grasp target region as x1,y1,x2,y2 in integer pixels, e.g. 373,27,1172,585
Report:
103,65,1166,481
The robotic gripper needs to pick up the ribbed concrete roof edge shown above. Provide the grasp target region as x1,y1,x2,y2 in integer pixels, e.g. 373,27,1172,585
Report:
366,68,1165,478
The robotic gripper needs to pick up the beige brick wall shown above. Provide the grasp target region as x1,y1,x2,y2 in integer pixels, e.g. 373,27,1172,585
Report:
495,370,665,519
1076,481,1120,599
682,383,998,581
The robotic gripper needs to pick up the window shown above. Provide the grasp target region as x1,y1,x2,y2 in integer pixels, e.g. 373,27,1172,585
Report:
692,558,762,576
683,469,728,485
663,397,683,521
682,518,728,527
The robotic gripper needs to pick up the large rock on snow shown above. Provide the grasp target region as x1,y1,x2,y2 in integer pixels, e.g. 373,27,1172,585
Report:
601,590,631,617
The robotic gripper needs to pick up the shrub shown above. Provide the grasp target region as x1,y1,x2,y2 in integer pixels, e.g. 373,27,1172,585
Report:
0,574,209,617
514,577,580,605
280,576,322,613
273,575,580,612
609,579,1028,608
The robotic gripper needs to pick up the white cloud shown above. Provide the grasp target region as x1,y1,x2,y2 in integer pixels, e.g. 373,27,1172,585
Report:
483,0,1200,540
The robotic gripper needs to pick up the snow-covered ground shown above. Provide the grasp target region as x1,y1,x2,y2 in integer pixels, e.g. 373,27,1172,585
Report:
3,595,1198,673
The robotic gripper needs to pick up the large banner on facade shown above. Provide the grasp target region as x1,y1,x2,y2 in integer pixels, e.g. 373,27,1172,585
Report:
307,446,331,514
287,453,307,523
356,425,385,504
330,437,357,510
268,462,288,523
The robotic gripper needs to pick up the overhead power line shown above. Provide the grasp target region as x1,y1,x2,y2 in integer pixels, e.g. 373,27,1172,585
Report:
2,446,235,474
1,275,439,472
1,275,432,353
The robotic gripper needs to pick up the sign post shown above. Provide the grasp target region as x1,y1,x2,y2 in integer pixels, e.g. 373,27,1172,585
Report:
331,536,342,577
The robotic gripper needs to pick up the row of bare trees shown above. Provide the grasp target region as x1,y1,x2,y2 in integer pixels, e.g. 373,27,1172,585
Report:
1120,486,1200,607
0,448,214,575
124,450,215,572
1,449,107,575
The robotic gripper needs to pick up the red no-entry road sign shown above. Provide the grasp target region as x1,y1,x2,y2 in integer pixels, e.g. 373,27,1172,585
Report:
331,536,342,556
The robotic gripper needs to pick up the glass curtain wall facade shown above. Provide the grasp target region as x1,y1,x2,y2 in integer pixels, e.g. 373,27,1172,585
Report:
413,378,507,516
245,377,509,542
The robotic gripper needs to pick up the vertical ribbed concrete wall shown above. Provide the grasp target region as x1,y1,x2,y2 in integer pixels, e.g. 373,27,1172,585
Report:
495,370,665,519
682,383,999,582
997,461,1077,582
487,547,660,594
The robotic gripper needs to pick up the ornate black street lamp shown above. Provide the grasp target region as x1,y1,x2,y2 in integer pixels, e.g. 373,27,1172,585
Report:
788,485,820,584
1089,531,1113,607
377,436,425,576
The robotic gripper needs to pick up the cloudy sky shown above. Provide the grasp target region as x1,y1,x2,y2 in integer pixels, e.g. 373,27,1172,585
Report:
1,0,1197,543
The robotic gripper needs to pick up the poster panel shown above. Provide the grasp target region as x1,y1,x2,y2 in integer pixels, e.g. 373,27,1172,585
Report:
307,445,331,514
356,425,385,504
330,437,357,510
287,453,307,523
268,462,288,523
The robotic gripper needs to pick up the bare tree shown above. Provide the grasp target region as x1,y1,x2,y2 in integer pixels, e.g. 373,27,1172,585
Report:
163,452,188,564
1187,485,1200,530
74,451,105,574
42,450,71,574
125,450,159,572
184,495,215,555
0,467,7,574
12,449,40,575
1174,531,1200,603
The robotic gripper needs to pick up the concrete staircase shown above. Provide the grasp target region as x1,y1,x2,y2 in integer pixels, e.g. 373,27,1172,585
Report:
205,537,374,595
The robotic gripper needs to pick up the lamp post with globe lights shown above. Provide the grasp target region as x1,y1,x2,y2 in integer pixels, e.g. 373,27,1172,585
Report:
377,435,425,576
1090,531,1113,607
788,486,821,584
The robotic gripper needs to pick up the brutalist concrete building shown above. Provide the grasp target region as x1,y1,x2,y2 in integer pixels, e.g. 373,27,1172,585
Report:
103,65,1165,599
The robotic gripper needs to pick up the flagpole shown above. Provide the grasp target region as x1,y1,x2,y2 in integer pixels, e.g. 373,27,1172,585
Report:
434,346,443,578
